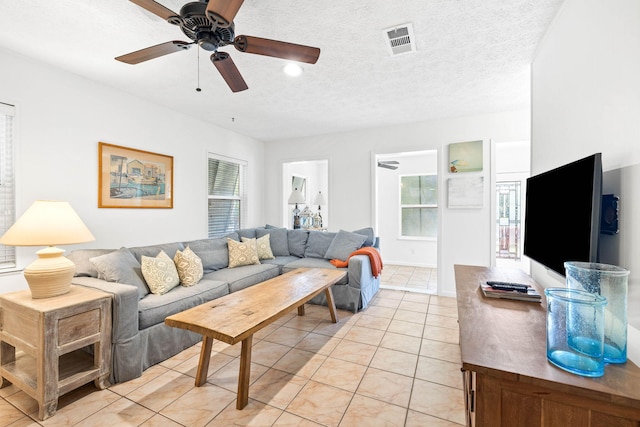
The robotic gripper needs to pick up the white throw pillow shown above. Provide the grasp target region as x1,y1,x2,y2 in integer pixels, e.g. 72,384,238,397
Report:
227,238,260,268
141,250,180,295
174,246,204,286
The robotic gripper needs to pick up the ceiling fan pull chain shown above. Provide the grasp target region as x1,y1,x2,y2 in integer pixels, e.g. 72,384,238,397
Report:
196,47,202,92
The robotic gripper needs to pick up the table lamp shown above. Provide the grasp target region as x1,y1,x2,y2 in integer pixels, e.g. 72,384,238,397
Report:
313,191,326,228
288,188,305,229
0,200,95,298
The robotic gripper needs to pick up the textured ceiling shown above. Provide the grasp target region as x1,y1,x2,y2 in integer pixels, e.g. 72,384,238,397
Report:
0,0,564,141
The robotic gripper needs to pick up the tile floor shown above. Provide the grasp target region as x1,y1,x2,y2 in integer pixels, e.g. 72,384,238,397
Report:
0,289,464,427
381,265,438,294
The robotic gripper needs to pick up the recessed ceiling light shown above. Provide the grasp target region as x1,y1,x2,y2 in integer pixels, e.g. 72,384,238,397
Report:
282,63,303,77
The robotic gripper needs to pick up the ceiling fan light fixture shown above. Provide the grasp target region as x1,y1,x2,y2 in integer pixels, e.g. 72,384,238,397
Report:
282,63,303,77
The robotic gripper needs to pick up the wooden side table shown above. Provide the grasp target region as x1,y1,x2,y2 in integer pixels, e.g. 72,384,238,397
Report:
0,285,111,420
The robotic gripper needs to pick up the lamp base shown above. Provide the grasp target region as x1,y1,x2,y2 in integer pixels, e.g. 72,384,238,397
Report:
24,247,74,299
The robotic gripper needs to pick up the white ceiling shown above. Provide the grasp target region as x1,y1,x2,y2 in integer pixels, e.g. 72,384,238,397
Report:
0,0,564,142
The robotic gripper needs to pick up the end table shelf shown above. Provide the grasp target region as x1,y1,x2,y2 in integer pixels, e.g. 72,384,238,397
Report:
0,285,112,420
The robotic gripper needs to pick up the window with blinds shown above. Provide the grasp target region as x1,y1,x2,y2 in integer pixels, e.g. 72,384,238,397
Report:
0,103,16,269
208,154,247,237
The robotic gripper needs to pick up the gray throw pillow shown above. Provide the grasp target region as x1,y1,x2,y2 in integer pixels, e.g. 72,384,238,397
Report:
287,229,309,258
304,231,337,258
352,227,375,247
90,248,149,299
185,232,238,273
256,227,289,256
324,229,367,261
66,248,114,277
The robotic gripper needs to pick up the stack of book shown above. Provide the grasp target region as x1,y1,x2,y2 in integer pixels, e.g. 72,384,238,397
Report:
480,281,542,302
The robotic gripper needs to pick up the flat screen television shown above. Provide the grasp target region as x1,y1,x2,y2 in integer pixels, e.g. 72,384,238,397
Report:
523,153,603,277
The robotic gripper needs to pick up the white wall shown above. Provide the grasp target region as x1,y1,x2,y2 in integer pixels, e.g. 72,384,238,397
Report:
0,47,266,293
531,0,640,363
264,110,530,296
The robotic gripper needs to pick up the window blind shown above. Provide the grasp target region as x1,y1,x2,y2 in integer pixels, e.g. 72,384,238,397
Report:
0,102,16,269
207,154,247,237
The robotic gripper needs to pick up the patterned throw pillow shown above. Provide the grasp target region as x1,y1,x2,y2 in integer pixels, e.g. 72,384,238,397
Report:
141,250,180,295
174,246,204,286
227,238,260,268
241,234,274,260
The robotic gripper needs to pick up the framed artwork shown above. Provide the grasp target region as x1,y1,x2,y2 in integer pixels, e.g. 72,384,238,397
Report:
98,142,173,208
449,140,483,173
448,177,484,208
291,175,307,200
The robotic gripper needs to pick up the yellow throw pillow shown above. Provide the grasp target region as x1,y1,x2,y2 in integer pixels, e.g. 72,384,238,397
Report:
141,250,180,295
227,238,260,268
174,246,204,286
242,234,274,260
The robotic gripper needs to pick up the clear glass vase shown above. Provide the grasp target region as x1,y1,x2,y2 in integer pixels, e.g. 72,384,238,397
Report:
564,261,630,364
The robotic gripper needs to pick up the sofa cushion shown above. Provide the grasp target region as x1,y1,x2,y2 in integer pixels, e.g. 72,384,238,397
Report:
227,238,260,268
324,229,368,261
137,279,229,330
237,228,260,239
204,263,279,293
90,248,149,299
256,227,289,256
67,248,115,277
287,229,308,258
242,235,274,260
128,242,185,263
260,256,300,274
185,232,238,273
141,251,180,295
352,227,375,247
282,258,349,285
304,231,337,258
174,246,204,286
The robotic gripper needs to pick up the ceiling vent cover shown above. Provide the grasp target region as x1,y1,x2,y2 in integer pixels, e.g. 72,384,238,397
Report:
383,23,416,56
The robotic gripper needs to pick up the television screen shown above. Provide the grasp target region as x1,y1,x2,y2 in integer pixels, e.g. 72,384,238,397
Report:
523,153,602,276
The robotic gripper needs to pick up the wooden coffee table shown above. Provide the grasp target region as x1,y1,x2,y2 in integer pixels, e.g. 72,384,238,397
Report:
165,267,346,409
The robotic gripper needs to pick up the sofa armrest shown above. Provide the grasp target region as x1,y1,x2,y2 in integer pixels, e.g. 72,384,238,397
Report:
71,277,139,343
348,254,376,289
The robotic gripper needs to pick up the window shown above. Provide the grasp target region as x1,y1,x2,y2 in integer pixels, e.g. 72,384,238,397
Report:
400,174,437,238
207,154,246,237
0,102,16,269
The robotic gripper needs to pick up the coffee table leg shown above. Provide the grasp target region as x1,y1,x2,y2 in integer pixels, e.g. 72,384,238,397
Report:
195,336,213,387
237,335,253,409
297,305,306,316
325,287,339,323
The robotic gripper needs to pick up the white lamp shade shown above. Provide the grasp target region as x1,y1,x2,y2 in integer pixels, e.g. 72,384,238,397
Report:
313,191,327,206
288,188,305,204
0,200,95,247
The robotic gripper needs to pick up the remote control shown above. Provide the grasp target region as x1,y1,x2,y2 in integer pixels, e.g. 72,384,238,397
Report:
486,281,529,293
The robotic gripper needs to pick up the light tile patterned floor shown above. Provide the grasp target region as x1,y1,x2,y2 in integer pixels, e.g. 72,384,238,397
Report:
381,265,438,294
0,289,464,427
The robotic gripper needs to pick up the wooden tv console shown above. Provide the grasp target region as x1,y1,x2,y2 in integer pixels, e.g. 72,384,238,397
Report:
455,264,640,426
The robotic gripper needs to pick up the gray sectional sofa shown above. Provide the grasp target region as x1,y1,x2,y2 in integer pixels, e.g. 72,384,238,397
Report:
68,226,380,385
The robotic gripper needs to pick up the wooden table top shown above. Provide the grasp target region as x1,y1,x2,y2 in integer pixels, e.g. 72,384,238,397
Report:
455,264,640,407
165,268,346,345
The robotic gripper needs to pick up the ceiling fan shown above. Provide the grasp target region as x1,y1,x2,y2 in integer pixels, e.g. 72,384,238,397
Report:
116,0,321,92
377,160,399,170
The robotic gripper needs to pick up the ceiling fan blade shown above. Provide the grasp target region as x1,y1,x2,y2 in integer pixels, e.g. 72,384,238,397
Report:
115,41,191,64
234,36,320,64
206,0,244,28
377,162,399,170
129,0,179,22
211,52,248,93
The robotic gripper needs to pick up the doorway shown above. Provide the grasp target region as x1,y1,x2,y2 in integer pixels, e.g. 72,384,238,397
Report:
374,150,438,294
493,141,530,273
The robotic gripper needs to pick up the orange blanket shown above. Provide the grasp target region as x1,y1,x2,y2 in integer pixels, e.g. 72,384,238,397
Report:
330,247,383,278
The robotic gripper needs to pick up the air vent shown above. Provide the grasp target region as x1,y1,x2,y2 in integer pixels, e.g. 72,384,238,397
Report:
383,23,416,56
